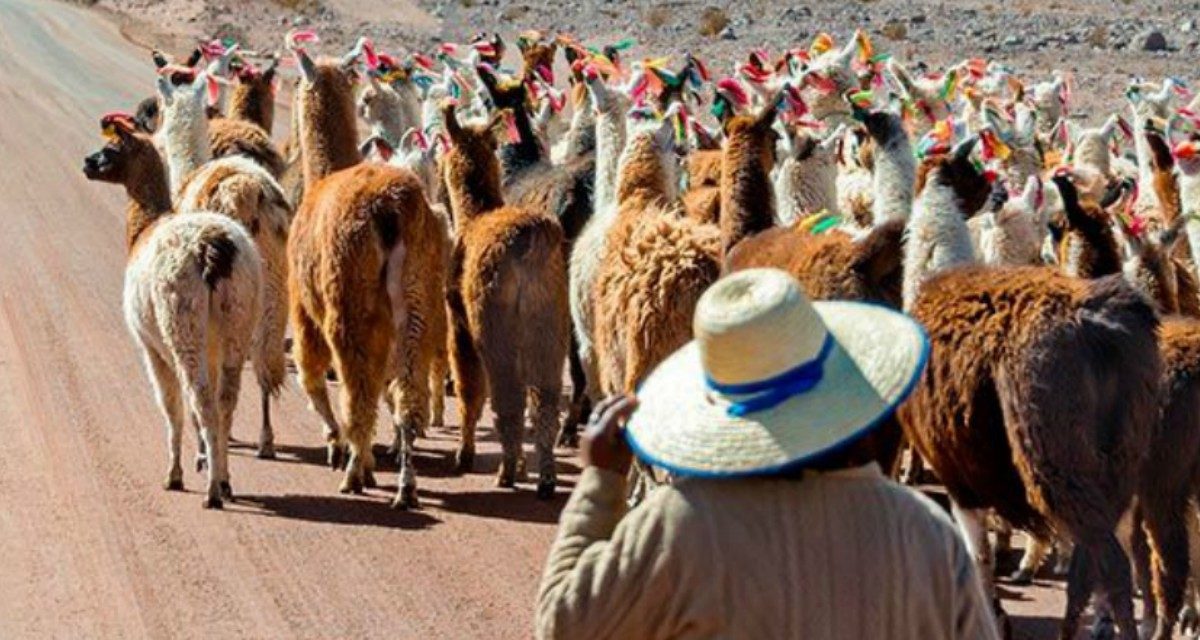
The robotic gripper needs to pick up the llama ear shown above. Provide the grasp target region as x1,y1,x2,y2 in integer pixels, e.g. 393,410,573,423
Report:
442,101,463,140
184,47,203,68
152,49,170,69
263,57,279,83
952,136,978,166
294,48,318,84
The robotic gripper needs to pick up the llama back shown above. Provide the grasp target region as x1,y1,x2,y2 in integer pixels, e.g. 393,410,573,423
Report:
618,215,721,392
463,207,568,383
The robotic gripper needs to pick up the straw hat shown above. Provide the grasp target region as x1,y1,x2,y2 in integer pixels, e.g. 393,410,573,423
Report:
625,268,929,477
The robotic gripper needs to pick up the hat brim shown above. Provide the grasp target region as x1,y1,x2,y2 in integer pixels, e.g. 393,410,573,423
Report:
625,301,929,477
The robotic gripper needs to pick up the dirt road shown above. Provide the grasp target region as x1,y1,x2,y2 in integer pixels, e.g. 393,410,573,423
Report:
0,1,1093,638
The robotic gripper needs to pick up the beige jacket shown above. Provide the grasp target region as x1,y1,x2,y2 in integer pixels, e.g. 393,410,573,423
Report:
536,463,999,640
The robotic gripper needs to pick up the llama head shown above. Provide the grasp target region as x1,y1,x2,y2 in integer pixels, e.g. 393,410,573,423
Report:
156,67,212,115
1167,110,1200,176
516,31,557,85
1117,210,1185,313
476,64,528,113
916,137,992,218
985,175,1047,266
469,32,506,67
358,75,403,129
133,96,161,134
83,113,158,185
440,101,506,218
722,91,784,174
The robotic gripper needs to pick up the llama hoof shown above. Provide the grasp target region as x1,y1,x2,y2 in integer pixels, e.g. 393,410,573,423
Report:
327,443,347,470
339,475,364,495
391,485,419,510
496,473,516,489
557,428,579,448
219,481,234,501
1008,567,1034,586
1180,606,1200,636
430,416,445,429
203,495,224,510
256,443,276,460
1089,615,1115,640
362,469,378,489
455,448,475,473
536,480,556,500
164,477,184,491
195,455,208,473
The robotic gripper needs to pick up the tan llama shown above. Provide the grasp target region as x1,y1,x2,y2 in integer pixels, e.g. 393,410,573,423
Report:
287,38,446,509
84,114,263,509
592,108,721,396
440,102,570,498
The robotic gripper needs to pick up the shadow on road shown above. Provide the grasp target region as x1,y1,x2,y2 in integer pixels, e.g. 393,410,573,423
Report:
420,488,569,524
234,493,442,529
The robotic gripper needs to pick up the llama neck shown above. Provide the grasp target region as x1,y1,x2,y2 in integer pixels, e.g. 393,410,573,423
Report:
498,106,544,180
124,155,174,252
616,135,674,208
720,133,776,252
592,106,627,219
871,136,916,224
160,102,211,197
563,94,597,159
445,153,505,221
230,82,274,133
1133,132,1162,211
902,175,978,311
298,79,362,186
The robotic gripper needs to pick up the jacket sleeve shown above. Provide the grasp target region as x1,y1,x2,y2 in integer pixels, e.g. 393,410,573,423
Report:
534,467,688,640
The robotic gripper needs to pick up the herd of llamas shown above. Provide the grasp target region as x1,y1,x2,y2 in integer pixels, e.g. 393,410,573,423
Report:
77,24,1200,639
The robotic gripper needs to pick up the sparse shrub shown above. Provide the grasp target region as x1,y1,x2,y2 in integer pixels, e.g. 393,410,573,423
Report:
698,7,729,37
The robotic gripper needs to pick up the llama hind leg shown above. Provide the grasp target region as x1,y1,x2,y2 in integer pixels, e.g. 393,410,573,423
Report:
390,337,433,510
529,384,562,500
1142,494,1190,640
143,348,185,491
178,362,223,508
214,364,246,501
449,307,485,473
490,372,527,489
1082,533,1138,640
560,341,590,448
292,309,344,469
257,386,275,459
1062,546,1098,640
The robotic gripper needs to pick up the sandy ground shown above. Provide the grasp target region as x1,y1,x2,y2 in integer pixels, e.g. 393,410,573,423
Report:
0,0,1144,638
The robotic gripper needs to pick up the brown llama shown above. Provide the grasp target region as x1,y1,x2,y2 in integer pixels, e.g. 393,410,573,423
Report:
899,162,1163,639
440,103,569,498
1112,177,1200,640
475,65,596,435
592,108,722,396
287,39,447,509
